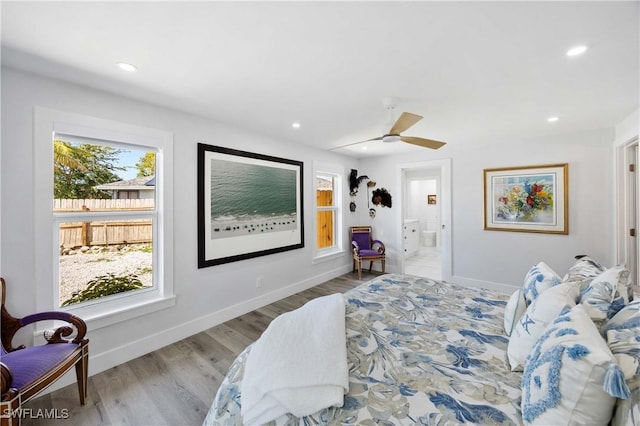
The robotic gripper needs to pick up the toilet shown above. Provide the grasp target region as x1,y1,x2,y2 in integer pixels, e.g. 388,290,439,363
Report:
422,231,436,247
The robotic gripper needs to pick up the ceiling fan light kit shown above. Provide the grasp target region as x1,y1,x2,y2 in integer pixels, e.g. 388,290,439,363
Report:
335,100,448,151
382,135,402,143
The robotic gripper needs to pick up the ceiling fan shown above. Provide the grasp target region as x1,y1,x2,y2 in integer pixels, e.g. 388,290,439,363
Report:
337,102,447,150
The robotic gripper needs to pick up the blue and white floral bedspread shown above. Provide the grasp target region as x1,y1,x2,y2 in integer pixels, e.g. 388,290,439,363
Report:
204,274,523,425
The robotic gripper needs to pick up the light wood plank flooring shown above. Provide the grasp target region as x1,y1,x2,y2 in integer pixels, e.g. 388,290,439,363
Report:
22,271,381,426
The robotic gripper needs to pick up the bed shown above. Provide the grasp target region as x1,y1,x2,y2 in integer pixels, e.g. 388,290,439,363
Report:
204,274,523,425
205,262,640,426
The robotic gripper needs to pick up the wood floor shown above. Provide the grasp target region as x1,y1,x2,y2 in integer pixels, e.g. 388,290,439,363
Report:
22,271,381,426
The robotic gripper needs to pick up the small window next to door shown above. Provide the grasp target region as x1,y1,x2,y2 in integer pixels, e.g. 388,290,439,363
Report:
313,163,343,260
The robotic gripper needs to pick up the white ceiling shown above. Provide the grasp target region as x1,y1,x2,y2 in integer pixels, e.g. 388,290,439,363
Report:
2,1,638,158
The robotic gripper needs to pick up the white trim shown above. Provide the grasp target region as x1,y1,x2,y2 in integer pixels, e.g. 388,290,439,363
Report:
33,107,174,332
615,137,639,292
312,249,348,264
312,162,345,260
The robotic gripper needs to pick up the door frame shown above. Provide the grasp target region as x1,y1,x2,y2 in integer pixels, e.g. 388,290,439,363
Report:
616,137,639,291
396,158,452,281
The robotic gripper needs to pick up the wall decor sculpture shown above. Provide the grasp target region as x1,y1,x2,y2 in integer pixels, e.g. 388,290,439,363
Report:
371,188,392,208
197,143,304,267
349,169,369,196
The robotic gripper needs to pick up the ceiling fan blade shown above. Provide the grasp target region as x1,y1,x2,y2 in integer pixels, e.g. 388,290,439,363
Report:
329,136,383,150
400,136,447,150
388,112,423,135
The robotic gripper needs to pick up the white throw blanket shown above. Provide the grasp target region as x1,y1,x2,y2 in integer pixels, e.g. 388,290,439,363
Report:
240,293,349,425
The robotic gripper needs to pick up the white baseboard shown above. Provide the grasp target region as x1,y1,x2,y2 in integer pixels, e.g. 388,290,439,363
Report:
43,264,352,395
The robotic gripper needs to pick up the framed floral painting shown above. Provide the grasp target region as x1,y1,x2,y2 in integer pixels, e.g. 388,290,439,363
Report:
483,163,568,234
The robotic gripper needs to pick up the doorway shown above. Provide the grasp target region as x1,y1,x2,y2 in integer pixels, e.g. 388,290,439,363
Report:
617,139,639,291
398,159,452,281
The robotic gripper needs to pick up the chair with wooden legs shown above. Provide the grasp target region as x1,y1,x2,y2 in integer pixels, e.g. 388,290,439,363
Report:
350,226,386,280
0,278,89,426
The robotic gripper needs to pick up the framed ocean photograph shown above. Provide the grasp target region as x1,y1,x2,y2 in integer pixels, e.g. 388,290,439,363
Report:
483,163,568,234
197,143,304,268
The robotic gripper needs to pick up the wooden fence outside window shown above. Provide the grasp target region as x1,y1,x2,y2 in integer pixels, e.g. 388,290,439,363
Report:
55,199,154,248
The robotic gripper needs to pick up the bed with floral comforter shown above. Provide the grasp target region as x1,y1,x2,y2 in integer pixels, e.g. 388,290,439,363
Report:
204,274,523,425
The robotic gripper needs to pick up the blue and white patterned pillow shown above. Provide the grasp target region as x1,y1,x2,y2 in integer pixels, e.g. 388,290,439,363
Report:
581,266,632,323
602,300,640,337
602,302,640,426
507,283,579,371
607,328,640,380
521,304,630,425
522,262,562,305
562,255,606,286
504,289,526,337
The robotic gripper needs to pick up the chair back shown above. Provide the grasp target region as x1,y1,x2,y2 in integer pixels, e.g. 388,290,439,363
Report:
350,226,373,250
1,278,18,354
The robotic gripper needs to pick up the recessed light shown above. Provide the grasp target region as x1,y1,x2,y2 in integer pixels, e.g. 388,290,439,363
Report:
547,116,559,123
291,122,301,129
117,62,138,72
566,45,588,57
361,146,368,150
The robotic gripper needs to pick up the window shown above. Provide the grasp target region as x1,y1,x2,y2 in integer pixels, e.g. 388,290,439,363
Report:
34,108,174,328
314,163,343,259
53,137,156,308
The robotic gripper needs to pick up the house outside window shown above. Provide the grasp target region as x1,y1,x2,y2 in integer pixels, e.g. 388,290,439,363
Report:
314,162,343,259
34,108,174,329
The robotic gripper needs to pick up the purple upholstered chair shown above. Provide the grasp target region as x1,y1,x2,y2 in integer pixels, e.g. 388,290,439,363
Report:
350,226,386,280
0,278,88,426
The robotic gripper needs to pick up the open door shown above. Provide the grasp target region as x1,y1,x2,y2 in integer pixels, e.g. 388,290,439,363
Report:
398,159,452,282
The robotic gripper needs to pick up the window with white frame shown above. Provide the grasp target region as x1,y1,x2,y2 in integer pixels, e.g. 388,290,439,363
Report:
314,163,343,258
34,108,174,327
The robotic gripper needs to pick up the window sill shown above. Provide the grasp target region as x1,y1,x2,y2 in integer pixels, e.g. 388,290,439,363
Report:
312,249,347,264
34,294,176,339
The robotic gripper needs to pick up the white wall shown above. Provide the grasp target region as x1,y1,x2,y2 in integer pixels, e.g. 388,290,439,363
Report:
614,108,639,146
356,128,616,291
0,67,358,387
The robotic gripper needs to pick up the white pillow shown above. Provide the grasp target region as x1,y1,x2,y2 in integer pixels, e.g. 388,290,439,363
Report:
521,304,630,425
522,261,562,305
581,266,631,323
507,283,579,371
504,289,526,337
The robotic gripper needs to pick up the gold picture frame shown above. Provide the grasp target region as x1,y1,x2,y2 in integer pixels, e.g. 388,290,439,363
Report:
483,163,568,234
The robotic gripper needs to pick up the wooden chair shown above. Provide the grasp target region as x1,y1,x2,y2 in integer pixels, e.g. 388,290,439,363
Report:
0,278,88,426
350,226,386,280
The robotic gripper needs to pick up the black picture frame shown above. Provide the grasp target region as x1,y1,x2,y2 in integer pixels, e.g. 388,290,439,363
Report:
197,143,304,268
